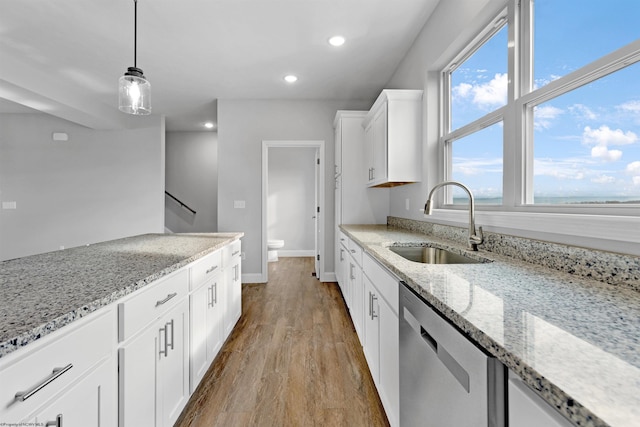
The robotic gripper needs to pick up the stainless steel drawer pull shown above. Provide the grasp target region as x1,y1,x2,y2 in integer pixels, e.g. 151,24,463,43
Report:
45,414,63,427
206,265,218,274
232,250,240,256
159,324,168,357
15,364,73,401
208,285,215,308
167,319,175,351
156,292,177,307
213,283,218,304
350,249,356,254
371,294,378,319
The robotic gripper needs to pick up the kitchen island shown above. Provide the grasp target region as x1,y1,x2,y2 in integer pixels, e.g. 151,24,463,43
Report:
0,232,243,358
341,223,640,427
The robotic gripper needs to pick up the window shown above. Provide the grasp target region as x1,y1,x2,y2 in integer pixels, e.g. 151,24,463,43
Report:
443,13,507,205
441,0,640,211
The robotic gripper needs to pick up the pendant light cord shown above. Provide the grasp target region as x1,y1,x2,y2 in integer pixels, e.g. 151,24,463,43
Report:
133,0,138,68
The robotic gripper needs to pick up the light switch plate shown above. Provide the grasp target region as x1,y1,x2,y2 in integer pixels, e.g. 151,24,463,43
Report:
233,200,246,209
2,201,17,209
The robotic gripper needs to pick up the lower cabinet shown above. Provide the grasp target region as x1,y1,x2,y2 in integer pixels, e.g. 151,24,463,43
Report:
224,246,242,337
34,356,116,427
508,372,574,427
119,298,190,427
190,273,224,393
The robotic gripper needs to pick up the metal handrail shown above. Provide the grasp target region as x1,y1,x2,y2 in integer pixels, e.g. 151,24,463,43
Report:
165,191,196,214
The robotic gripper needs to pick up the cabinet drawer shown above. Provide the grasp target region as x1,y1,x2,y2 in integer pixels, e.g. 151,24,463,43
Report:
0,308,115,422
191,250,222,291
363,253,399,313
347,238,363,267
223,240,241,267
338,231,348,248
118,268,189,341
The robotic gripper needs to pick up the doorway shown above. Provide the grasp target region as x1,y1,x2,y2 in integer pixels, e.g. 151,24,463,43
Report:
262,140,325,283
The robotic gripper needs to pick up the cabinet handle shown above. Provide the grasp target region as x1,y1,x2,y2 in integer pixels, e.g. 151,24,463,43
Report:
156,292,177,307
45,414,63,427
371,294,378,319
350,263,355,280
208,285,214,308
206,265,218,274
234,264,239,281
14,364,73,402
213,283,218,304
167,319,175,351
339,249,344,262
368,292,372,318
350,249,356,254
159,324,168,357
232,250,240,256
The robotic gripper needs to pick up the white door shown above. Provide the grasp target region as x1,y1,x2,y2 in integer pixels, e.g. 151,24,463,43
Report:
314,149,320,277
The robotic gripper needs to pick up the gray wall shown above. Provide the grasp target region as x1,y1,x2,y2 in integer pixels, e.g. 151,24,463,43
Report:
267,147,316,254
0,113,165,261
217,99,372,281
165,131,218,233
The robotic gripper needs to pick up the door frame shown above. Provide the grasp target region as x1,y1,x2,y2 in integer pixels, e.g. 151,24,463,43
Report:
262,140,325,282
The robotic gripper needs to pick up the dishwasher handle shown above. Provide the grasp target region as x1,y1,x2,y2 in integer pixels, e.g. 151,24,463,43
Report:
403,305,470,393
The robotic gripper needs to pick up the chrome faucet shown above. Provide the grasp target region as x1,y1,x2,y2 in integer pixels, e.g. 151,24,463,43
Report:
424,181,484,251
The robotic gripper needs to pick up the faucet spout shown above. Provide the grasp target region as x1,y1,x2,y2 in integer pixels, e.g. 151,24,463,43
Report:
424,181,484,251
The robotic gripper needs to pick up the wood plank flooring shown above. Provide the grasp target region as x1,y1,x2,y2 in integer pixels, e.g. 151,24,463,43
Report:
175,257,389,427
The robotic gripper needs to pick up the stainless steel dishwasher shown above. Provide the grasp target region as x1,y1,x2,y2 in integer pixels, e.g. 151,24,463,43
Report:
399,281,504,427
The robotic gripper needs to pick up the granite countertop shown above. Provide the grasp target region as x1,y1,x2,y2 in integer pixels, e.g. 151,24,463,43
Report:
341,224,640,427
0,232,243,358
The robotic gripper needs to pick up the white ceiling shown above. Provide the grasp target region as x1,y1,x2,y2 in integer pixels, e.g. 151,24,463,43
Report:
0,0,440,131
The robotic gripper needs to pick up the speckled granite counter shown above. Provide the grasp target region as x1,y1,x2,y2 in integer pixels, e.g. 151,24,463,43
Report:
0,232,243,358
341,223,640,427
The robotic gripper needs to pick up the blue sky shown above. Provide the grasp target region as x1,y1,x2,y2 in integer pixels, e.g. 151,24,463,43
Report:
449,0,640,202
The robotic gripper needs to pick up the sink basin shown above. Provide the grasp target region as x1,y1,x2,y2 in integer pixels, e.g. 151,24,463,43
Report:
388,245,486,264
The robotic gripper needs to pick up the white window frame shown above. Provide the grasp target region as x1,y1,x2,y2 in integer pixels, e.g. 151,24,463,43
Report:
433,0,640,255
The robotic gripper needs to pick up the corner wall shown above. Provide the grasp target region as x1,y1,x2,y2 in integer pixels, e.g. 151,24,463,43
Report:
0,113,165,260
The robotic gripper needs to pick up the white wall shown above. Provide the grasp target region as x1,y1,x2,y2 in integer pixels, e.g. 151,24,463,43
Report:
165,131,218,233
0,113,165,260
267,147,316,255
217,99,372,281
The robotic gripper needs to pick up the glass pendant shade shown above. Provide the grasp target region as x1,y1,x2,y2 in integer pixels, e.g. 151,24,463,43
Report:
119,67,151,115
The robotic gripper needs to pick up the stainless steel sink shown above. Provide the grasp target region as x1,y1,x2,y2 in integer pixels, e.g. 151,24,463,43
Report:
388,245,487,264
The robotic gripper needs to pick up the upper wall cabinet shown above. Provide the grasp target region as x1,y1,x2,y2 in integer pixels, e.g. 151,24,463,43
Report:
362,90,423,188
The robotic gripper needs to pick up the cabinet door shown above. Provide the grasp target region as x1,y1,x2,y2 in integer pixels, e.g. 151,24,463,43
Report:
35,357,116,427
225,258,242,337
157,299,190,427
371,103,387,184
509,376,573,427
118,321,157,427
363,275,380,384
351,261,364,344
378,297,399,427
206,278,224,359
364,122,375,185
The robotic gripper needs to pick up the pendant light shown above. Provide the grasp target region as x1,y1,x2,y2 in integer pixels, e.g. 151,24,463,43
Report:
118,0,151,115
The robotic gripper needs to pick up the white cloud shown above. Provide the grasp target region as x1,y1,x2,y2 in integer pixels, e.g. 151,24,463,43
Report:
569,104,597,120
626,161,640,175
533,158,590,180
634,176,640,186
618,100,640,114
452,157,503,176
591,175,616,184
582,125,637,147
452,73,508,108
534,105,564,130
472,73,508,106
591,145,623,162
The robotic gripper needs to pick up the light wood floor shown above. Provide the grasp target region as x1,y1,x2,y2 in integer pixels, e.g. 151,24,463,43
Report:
175,257,389,427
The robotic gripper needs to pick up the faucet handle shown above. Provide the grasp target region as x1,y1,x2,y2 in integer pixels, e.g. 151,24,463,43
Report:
470,226,484,245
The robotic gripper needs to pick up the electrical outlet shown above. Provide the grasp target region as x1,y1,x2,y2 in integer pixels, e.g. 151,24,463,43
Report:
241,251,246,260
405,198,410,210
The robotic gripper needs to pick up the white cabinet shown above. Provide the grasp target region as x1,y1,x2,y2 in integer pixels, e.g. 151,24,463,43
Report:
363,253,400,427
362,89,423,188
508,372,574,427
190,268,224,392
223,240,242,337
34,356,116,427
118,270,190,427
0,308,116,426
334,111,388,226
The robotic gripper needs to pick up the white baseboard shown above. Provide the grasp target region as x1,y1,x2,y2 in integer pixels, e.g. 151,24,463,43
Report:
278,250,315,257
322,272,337,283
241,273,266,284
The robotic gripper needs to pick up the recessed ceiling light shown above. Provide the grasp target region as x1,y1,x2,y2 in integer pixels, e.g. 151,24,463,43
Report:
204,122,214,129
284,74,298,83
328,35,345,47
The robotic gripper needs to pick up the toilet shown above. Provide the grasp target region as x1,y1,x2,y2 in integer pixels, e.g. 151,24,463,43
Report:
267,239,285,262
